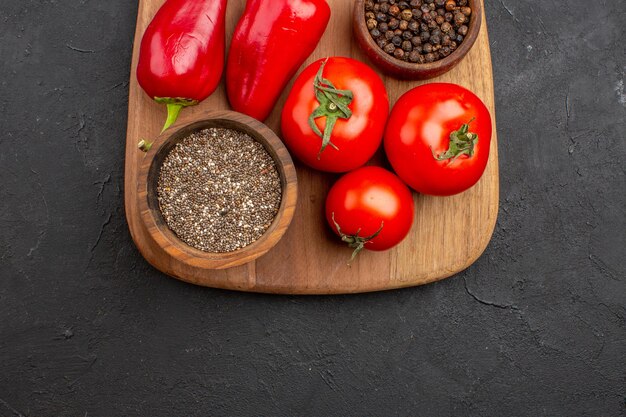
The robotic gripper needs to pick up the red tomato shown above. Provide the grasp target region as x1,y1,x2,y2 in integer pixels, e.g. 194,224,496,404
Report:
384,83,492,196
325,166,414,260
281,57,389,173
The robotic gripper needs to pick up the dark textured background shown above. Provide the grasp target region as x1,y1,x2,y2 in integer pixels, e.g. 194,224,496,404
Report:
1,0,625,416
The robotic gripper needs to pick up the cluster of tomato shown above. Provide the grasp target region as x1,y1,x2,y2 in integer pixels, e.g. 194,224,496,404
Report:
281,57,492,260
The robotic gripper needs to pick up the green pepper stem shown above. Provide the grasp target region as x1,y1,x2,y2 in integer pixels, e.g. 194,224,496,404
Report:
162,104,183,133
154,97,199,133
138,139,153,153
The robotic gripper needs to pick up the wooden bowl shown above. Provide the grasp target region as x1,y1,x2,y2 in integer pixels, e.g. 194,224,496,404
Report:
353,0,483,80
137,110,298,270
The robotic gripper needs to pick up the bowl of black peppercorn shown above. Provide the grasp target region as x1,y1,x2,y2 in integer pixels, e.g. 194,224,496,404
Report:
354,0,482,80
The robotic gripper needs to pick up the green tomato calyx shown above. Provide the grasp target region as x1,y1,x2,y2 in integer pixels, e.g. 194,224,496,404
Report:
432,118,479,163
332,212,384,263
308,59,354,159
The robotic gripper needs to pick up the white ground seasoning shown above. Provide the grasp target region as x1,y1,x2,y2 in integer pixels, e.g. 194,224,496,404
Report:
157,128,282,253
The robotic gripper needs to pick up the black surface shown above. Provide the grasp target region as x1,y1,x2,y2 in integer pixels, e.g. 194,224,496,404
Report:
1,0,625,416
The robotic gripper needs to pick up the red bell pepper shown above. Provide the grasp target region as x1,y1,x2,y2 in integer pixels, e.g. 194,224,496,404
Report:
137,0,227,133
226,0,330,121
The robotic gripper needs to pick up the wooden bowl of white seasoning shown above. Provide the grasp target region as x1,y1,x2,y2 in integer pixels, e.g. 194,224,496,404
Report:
136,110,298,272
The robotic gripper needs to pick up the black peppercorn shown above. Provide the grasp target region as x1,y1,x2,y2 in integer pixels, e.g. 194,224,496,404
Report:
365,0,471,63
408,50,421,62
384,43,396,54
454,11,466,25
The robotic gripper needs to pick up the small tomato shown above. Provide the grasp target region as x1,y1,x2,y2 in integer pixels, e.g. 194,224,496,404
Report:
325,166,414,260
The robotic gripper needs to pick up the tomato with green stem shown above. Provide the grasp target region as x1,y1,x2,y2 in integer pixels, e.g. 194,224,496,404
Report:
281,57,389,173
325,166,414,261
384,83,492,196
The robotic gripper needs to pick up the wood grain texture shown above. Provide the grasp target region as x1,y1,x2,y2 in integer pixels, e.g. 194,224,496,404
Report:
125,0,499,294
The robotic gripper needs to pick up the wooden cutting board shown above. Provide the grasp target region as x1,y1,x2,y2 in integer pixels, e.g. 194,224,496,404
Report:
125,0,499,294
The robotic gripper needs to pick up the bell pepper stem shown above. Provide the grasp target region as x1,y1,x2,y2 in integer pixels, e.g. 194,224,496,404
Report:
154,97,198,133
162,103,184,133
138,139,153,152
